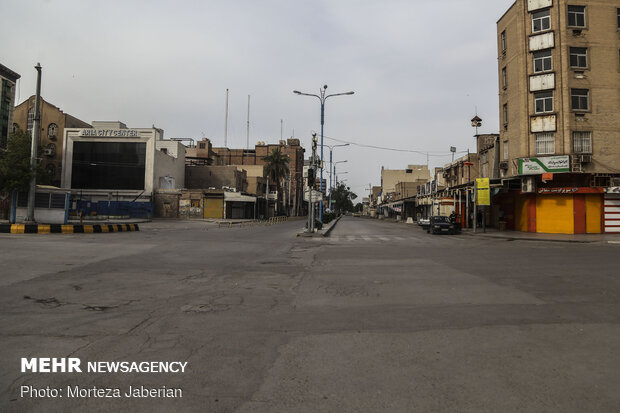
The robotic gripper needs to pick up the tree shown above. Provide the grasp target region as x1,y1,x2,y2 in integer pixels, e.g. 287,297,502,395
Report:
262,148,290,215
0,130,49,193
330,182,357,213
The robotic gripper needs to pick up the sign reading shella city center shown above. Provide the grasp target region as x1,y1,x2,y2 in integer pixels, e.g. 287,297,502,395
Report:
518,156,570,175
79,129,140,138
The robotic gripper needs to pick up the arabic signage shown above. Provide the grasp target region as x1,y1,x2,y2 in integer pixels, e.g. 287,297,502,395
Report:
79,129,140,138
537,187,604,195
476,178,490,206
518,156,570,175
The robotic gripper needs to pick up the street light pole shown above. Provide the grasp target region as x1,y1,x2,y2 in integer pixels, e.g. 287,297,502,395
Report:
326,144,349,212
331,159,347,212
293,86,354,222
26,63,42,223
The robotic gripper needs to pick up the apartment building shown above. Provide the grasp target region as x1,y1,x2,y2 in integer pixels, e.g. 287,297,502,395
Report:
497,0,620,233
14,96,92,186
0,63,20,150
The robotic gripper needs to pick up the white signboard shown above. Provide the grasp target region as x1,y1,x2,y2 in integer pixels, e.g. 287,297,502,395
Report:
518,156,570,175
303,189,324,203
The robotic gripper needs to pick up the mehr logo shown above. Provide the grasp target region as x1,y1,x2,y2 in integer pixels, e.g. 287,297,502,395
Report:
21,358,82,373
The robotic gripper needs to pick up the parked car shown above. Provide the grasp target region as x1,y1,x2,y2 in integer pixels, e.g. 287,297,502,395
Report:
427,215,461,235
417,217,430,230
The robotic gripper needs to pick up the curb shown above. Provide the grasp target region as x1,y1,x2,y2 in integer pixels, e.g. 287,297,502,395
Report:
0,223,140,234
296,215,342,238
322,215,343,237
460,231,596,243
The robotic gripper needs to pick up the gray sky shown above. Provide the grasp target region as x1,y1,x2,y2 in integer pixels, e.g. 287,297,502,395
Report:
2,0,515,197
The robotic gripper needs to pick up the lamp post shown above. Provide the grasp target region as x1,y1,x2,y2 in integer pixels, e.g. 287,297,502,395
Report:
293,85,354,222
335,170,348,186
471,115,483,233
330,159,348,212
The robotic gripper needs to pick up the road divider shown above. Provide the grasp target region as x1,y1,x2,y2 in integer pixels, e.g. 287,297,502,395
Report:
0,223,140,234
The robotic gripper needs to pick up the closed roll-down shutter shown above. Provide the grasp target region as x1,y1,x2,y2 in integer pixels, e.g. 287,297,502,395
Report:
604,193,620,233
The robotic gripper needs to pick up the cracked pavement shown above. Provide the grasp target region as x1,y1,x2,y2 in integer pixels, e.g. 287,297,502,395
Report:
1,217,619,412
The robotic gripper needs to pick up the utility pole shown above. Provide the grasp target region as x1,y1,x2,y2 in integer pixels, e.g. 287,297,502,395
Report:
246,95,250,150
224,88,229,147
26,63,42,222
307,133,318,233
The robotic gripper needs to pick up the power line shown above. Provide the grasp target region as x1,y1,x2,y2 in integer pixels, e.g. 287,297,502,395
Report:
321,134,469,157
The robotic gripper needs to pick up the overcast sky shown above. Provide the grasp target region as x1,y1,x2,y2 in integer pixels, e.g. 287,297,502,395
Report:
2,0,515,197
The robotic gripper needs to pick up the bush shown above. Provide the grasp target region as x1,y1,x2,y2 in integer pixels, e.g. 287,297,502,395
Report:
322,212,337,224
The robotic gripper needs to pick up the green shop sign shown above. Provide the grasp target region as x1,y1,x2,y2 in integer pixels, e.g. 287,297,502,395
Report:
518,156,570,175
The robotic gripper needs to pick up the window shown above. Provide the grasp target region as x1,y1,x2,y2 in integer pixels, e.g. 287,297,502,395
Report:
27,108,35,135
534,91,554,113
199,142,206,149
160,148,168,154
569,47,587,68
533,50,552,72
617,8,620,29
532,9,551,33
502,67,507,89
535,132,555,155
12,123,19,133
503,104,508,129
501,31,507,53
503,141,509,160
47,123,58,140
573,131,592,153
568,5,586,27
571,88,589,110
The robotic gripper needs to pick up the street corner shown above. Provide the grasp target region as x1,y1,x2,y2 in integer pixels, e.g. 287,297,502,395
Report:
0,223,140,234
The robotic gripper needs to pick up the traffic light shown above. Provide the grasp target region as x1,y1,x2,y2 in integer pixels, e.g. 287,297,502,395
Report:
307,167,315,187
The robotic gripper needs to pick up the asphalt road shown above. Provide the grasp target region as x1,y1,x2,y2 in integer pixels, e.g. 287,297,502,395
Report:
1,217,619,412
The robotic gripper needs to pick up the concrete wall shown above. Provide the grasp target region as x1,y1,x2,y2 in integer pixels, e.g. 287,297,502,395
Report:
153,143,186,190
153,190,181,218
185,166,247,192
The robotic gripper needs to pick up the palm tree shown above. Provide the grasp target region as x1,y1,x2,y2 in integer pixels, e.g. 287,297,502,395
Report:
262,148,290,216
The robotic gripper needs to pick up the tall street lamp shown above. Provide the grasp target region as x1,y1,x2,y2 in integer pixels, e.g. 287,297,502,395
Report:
326,143,349,211
293,85,354,222
330,159,348,211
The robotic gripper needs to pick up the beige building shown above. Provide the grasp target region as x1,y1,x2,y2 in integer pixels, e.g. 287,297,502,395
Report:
14,96,91,186
381,165,430,200
497,0,620,234
498,0,620,177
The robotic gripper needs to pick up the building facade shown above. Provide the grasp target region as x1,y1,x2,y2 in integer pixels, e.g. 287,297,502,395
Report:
61,121,185,217
0,63,20,150
497,0,620,233
14,96,92,186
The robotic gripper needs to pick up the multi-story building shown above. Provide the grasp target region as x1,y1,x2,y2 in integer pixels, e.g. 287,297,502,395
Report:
213,139,305,216
14,96,91,186
380,165,431,201
497,0,620,234
0,63,20,150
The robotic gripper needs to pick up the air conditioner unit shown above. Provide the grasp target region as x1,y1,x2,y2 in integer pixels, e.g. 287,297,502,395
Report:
499,161,508,170
579,155,592,163
521,177,536,193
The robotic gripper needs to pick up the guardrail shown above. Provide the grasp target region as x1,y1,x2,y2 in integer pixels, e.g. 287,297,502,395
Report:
217,216,289,229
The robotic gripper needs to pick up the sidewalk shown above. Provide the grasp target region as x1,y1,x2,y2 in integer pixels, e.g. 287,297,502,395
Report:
461,227,620,243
